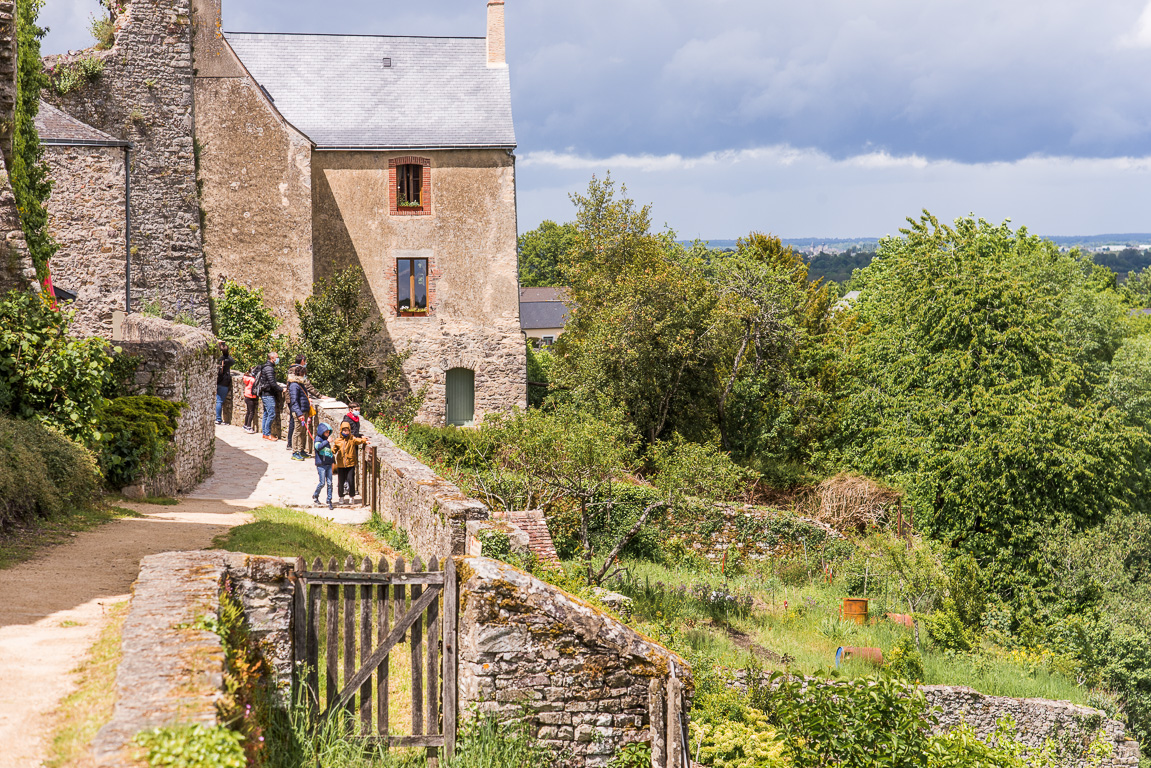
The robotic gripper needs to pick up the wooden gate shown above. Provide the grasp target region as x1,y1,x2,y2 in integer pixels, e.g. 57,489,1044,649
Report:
292,555,458,763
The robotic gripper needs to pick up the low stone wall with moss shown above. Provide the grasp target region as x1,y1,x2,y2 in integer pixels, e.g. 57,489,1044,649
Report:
923,685,1139,767
115,314,216,495
92,551,293,767
458,557,692,767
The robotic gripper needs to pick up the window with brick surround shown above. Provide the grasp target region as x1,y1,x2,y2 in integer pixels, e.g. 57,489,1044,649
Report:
389,157,432,215
397,257,428,313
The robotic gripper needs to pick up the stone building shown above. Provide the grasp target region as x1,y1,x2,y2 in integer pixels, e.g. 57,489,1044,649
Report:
35,101,130,337
192,0,525,425
40,0,526,425
0,0,37,296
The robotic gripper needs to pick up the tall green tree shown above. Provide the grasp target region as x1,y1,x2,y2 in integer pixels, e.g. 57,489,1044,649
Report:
835,213,1145,574
517,220,577,287
13,0,55,278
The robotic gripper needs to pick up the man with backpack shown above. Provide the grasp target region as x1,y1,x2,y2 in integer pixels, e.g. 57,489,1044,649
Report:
255,351,283,440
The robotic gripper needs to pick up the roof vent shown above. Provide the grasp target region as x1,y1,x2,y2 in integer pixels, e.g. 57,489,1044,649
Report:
382,57,392,68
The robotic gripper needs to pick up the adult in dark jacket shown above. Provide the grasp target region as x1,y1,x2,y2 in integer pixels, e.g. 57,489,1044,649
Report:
215,342,235,425
256,352,283,439
287,364,312,460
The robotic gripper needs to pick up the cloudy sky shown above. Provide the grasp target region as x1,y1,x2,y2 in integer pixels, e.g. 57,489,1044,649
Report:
41,0,1151,239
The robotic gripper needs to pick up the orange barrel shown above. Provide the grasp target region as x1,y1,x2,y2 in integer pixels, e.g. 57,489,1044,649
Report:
842,597,869,625
835,646,885,668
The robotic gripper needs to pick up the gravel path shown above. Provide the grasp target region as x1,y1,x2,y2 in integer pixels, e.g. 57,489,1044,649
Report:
0,423,366,767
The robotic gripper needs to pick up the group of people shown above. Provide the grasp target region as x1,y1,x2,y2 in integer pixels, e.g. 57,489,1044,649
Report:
215,348,368,510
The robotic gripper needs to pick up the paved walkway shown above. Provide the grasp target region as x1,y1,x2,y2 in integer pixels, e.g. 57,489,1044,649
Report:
0,423,368,767
189,423,370,525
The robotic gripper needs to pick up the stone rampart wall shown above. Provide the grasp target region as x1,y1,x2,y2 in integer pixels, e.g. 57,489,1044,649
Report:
43,144,126,337
458,557,692,767
923,685,1139,767
116,314,216,495
92,551,293,767
44,0,210,328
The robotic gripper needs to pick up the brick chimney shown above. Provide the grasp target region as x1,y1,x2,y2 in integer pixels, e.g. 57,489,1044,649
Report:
487,0,506,66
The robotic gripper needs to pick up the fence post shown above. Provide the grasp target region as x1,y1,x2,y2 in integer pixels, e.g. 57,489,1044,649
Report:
666,675,683,768
442,556,458,760
649,678,666,768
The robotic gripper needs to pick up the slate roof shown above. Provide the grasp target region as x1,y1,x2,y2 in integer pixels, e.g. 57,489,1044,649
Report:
35,101,129,146
520,300,570,330
519,287,569,302
224,32,516,149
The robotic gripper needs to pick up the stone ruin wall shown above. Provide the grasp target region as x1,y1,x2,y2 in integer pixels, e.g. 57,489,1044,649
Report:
43,0,210,328
458,557,692,767
0,0,36,295
116,314,216,495
42,144,126,336
922,685,1139,768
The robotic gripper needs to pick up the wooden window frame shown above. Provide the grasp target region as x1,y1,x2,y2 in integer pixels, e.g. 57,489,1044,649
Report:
396,257,429,316
389,157,432,216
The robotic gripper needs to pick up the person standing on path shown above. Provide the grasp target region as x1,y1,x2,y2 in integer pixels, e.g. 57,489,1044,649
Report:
313,423,335,510
256,351,283,440
340,402,362,438
241,368,259,433
285,357,322,453
332,422,367,503
215,342,235,425
286,365,312,461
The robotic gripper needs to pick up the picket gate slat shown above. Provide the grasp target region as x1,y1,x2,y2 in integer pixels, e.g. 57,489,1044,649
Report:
411,555,424,736
326,556,339,712
377,556,390,738
359,556,373,733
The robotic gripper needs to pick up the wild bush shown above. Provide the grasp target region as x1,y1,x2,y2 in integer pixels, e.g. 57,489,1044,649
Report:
0,415,101,529
94,396,182,490
0,290,113,443
215,279,284,372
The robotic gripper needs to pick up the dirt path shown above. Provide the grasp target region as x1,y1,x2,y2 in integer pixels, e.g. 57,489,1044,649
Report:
0,423,361,768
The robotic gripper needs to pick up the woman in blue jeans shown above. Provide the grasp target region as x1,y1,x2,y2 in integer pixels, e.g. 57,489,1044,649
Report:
214,343,235,424
254,352,282,439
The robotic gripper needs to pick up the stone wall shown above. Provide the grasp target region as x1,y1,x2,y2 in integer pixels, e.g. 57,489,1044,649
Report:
458,557,692,767
191,0,314,335
43,144,126,336
116,314,216,495
0,0,35,295
92,551,293,767
923,685,1139,767
311,149,526,426
43,0,210,328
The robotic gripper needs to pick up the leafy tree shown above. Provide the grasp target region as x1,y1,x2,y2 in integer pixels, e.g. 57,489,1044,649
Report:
13,0,55,278
215,280,283,371
835,213,1146,576
524,341,554,409
518,220,577,287
294,267,421,424
0,290,112,443
553,175,723,444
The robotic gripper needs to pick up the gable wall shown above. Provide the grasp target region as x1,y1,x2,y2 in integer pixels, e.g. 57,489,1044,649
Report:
312,149,526,424
191,0,314,332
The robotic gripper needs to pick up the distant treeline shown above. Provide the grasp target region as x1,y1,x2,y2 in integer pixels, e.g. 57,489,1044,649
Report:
804,246,1151,285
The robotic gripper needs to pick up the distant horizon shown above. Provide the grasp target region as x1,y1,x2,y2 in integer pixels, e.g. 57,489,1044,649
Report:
680,233,1151,249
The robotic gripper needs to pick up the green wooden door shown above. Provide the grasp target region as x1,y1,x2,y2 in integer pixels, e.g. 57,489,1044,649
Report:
446,368,475,426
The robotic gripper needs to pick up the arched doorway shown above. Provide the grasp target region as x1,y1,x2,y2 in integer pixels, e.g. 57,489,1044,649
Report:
446,367,475,426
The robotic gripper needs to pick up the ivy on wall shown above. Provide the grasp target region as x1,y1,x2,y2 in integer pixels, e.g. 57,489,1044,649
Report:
13,0,56,280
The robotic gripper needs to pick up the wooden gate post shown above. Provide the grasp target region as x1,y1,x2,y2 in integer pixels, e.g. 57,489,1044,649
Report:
666,675,683,768
648,678,666,768
443,556,458,760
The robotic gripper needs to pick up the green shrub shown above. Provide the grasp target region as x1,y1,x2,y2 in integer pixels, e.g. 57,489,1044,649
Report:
88,14,115,49
885,636,925,682
525,342,555,409
608,741,652,768
216,279,283,372
0,415,101,529
445,711,562,768
402,424,496,471
689,708,786,768
133,725,246,768
0,290,113,443
926,599,977,653
95,396,182,489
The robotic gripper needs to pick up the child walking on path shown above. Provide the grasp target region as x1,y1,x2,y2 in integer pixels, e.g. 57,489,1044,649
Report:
242,369,259,433
332,422,367,504
313,424,335,510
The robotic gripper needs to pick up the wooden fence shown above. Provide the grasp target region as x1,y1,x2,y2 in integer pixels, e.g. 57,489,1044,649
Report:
292,555,457,764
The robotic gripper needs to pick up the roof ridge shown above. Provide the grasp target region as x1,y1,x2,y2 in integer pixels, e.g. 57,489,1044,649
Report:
223,30,485,40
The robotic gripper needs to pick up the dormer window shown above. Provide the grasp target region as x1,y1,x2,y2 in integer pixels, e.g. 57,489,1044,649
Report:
389,157,432,216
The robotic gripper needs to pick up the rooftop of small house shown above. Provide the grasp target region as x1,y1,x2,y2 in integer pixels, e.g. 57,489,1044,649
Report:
35,101,130,147
519,287,571,330
224,32,516,150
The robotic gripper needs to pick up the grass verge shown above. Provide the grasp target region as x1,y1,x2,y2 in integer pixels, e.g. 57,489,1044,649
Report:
0,503,142,570
46,600,129,768
210,505,400,563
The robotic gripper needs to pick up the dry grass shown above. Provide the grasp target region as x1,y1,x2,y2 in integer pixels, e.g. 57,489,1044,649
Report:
46,600,130,768
804,473,902,535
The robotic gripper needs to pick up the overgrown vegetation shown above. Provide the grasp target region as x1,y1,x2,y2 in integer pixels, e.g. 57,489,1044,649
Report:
215,279,285,372
94,396,182,490
0,414,101,532
14,0,56,278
